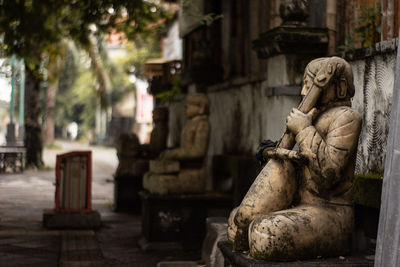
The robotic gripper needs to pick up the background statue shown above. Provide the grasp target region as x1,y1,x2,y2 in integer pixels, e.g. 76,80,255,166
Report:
114,107,168,178
228,57,362,260
143,93,210,195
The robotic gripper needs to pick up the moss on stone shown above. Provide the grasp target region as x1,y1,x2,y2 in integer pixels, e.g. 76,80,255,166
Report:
353,173,383,209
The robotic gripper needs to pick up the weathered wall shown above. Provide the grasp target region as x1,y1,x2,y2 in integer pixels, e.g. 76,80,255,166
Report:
165,50,396,188
351,52,396,175
207,84,300,156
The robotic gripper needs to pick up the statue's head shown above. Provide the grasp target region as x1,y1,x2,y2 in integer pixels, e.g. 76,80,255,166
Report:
302,57,355,106
153,107,168,123
185,93,209,119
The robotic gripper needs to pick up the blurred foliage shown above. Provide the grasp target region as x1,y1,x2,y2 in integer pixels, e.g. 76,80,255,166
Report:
155,75,182,103
337,3,381,54
354,3,381,48
53,30,162,139
0,0,169,71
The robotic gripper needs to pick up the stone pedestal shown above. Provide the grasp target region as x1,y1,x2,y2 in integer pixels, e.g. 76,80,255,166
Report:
201,217,228,267
43,209,101,229
218,242,374,267
139,190,231,249
114,175,143,213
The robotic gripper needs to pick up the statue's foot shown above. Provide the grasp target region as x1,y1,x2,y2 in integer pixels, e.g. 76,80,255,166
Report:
248,205,353,260
142,169,205,195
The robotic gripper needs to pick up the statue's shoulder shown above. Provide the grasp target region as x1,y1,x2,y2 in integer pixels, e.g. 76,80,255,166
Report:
325,105,362,131
329,105,361,120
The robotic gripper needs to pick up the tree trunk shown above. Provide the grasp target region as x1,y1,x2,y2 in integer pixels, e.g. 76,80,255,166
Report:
25,67,44,168
44,79,58,144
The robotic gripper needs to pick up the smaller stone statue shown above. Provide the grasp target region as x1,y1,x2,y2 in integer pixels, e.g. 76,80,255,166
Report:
143,93,210,195
114,107,169,178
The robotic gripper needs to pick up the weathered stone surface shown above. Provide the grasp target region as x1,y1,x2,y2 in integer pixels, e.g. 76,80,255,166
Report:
143,94,210,195
350,53,396,175
201,217,228,267
149,159,180,174
218,242,374,267
43,209,101,229
228,57,362,260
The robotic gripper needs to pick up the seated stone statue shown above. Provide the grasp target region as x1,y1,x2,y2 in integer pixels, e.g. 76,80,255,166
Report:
143,93,210,195
228,57,362,260
115,107,168,178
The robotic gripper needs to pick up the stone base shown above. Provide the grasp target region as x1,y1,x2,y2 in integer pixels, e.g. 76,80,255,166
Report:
201,217,228,267
138,236,183,251
139,190,232,248
43,209,101,230
218,242,374,267
114,175,142,213
157,261,199,267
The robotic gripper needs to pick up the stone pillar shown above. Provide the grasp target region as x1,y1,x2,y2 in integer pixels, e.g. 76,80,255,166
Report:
374,33,400,266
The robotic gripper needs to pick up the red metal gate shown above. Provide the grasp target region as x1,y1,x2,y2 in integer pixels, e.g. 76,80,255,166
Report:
55,151,92,213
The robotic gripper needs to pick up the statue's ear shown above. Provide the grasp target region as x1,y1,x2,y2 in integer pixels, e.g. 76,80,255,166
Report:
337,78,347,99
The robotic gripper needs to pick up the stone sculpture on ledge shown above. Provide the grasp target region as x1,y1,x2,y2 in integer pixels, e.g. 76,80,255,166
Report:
228,57,362,260
143,93,210,195
114,107,168,178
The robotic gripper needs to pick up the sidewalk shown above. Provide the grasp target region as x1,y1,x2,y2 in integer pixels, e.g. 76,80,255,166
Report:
0,141,201,266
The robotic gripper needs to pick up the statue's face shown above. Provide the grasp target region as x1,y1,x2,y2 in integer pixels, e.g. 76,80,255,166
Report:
301,73,340,105
185,101,201,118
301,75,313,97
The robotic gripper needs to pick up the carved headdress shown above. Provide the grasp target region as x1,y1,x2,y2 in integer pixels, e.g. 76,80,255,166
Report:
304,57,355,99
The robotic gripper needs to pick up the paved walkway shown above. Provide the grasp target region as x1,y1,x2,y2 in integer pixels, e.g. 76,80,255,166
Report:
0,141,200,266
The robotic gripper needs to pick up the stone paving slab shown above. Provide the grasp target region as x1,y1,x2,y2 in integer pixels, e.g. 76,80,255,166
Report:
60,231,105,267
0,230,60,267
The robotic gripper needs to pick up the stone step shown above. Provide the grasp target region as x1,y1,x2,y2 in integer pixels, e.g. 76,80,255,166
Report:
218,242,374,267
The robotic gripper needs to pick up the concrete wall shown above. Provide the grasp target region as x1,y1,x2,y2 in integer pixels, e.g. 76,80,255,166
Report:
351,52,396,175
207,83,300,156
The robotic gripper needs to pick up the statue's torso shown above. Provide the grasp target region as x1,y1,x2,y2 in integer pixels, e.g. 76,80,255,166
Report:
180,115,208,148
299,105,361,206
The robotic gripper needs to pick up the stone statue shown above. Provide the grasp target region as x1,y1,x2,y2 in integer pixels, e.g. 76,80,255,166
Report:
143,93,210,195
115,107,168,178
228,57,362,260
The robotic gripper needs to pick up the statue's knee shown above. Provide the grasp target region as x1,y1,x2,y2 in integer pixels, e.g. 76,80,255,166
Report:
248,215,288,260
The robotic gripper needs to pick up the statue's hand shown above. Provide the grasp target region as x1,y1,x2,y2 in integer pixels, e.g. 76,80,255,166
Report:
264,148,309,164
256,139,277,164
286,108,317,135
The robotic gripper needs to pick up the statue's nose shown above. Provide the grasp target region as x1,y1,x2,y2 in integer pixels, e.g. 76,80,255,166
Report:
300,85,308,96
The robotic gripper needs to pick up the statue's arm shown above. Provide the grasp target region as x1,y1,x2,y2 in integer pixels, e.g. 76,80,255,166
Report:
263,147,309,163
295,108,361,185
161,121,210,160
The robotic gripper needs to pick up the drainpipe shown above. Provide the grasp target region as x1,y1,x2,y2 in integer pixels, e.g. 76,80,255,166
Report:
9,55,15,124
6,55,16,144
326,0,337,55
18,59,25,143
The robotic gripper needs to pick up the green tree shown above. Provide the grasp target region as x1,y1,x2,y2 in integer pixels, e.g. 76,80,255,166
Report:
0,0,167,167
